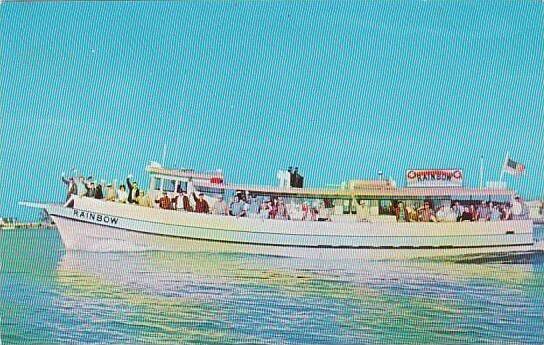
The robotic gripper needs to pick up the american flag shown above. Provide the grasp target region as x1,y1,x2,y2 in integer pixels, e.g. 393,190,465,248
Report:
503,157,526,176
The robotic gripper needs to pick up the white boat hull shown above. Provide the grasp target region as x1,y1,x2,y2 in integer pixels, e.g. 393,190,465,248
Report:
27,197,536,259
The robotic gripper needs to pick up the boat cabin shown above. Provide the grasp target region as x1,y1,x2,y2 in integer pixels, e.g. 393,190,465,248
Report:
145,164,516,220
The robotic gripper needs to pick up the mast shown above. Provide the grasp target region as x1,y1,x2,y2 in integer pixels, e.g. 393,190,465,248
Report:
161,143,167,166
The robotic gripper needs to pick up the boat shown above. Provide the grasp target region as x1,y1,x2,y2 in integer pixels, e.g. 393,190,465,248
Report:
21,165,537,259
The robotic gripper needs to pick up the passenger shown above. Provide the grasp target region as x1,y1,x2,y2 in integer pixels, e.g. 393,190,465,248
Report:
247,195,260,218
182,192,193,212
301,202,310,221
75,176,87,197
260,200,271,219
193,192,210,214
186,178,195,197
511,196,529,220
406,206,418,222
453,202,464,222
137,191,153,207
490,205,502,221
243,190,250,203
460,206,473,221
269,198,279,219
171,192,179,210
317,202,331,221
436,206,447,222
126,176,140,204
85,181,97,198
469,205,478,221
444,205,457,222
394,202,409,222
476,201,490,221
117,185,129,203
356,200,370,222
278,200,290,220
95,184,104,199
61,173,78,201
155,192,172,210
310,200,320,221
212,195,229,215
502,204,512,220
418,202,436,222
230,196,247,217
105,182,117,201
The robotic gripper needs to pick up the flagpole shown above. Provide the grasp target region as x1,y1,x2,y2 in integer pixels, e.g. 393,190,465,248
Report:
499,151,509,183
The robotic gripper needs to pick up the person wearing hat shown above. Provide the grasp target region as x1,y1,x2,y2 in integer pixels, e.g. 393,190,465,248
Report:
126,175,140,204
192,192,209,213
182,191,193,212
155,191,172,210
212,195,228,215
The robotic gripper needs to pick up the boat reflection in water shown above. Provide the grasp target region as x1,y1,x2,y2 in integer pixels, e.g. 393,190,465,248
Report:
55,247,544,342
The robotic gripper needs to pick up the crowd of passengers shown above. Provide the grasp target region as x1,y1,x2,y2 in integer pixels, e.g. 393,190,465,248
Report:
61,174,335,220
391,198,530,223
62,174,529,222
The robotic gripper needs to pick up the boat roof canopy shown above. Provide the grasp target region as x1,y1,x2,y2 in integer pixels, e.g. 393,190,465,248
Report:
146,165,223,181
147,165,516,200
196,181,515,199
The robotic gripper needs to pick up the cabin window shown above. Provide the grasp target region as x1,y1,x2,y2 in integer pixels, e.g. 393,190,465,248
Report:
331,199,345,215
198,187,223,198
379,199,394,215
367,199,380,216
353,199,370,214
177,181,188,193
162,179,176,192
402,200,420,211
151,177,161,191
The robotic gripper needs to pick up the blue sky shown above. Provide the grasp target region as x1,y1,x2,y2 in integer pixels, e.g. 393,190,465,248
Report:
1,1,543,219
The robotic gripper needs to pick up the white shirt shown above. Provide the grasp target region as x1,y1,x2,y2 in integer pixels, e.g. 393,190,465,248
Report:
117,190,128,203
511,201,523,215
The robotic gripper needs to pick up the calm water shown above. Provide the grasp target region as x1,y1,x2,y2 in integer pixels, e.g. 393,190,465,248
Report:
1,228,543,345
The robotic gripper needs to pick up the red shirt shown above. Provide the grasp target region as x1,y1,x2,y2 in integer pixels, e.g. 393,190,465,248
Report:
193,193,209,213
157,196,172,210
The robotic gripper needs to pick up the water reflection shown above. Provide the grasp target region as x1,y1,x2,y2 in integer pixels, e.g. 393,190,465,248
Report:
54,248,544,344
4,229,543,344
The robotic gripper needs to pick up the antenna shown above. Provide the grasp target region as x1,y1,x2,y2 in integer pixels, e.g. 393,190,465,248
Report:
161,143,167,167
479,155,484,189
